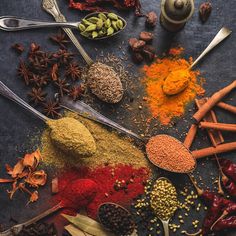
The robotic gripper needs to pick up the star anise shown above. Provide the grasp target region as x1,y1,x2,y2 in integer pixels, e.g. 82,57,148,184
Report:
65,62,81,81
50,30,70,49
18,59,32,85
52,49,74,65
50,64,59,81
55,78,70,97
28,87,47,105
38,52,54,68
30,74,49,87
43,99,61,118
69,85,84,100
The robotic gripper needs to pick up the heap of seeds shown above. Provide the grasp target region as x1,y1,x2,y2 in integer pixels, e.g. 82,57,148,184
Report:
87,62,124,103
150,178,178,221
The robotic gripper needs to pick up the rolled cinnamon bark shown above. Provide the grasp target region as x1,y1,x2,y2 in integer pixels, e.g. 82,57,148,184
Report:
193,80,236,123
200,122,236,132
217,102,236,114
192,142,236,159
184,124,198,149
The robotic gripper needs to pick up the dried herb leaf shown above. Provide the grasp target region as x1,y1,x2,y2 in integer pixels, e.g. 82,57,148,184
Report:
11,159,24,178
65,224,91,236
62,214,115,236
25,170,47,187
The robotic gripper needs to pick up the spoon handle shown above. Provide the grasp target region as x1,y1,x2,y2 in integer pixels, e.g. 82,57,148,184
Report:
0,81,48,122
0,16,79,31
190,27,232,69
42,0,93,66
162,220,170,236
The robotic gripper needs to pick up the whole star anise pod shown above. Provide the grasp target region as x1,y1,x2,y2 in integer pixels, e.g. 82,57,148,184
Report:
52,49,74,65
50,30,70,49
18,59,32,85
69,85,84,100
65,62,81,81
30,74,49,87
199,2,212,22
28,87,47,105
55,78,70,97
43,99,61,118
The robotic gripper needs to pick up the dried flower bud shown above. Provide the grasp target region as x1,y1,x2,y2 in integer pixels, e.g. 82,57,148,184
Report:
139,32,154,42
146,11,158,27
199,2,212,22
129,38,139,48
132,52,144,64
133,40,146,51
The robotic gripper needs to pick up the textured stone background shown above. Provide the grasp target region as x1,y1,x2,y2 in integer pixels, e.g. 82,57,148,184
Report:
0,0,235,235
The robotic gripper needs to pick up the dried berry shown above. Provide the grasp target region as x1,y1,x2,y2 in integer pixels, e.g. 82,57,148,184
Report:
139,32,154,42
199,2,212,22
146,11,158,27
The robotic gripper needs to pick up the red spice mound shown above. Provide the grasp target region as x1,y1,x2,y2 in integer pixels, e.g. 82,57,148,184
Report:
53,165,150,219
146,135,196,173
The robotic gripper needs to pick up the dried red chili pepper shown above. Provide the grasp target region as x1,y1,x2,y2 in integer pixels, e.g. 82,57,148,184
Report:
213,216,236,231
68,0,143,16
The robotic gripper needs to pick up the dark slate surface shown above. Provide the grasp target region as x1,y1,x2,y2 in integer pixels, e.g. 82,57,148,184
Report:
0,0,235,235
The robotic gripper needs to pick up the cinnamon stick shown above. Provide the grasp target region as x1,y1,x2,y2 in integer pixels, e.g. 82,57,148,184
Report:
184,124,198,149
192,142,236,159
217,101,236,114
200,122,236,132
193,80,236,123
195,98,224,146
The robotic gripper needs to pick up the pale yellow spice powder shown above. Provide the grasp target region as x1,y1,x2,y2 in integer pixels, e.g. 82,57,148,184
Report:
40,112,150,169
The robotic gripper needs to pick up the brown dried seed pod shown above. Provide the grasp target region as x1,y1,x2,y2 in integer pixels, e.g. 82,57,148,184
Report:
199,2,212,22
146,11,158,27
139,32,154,42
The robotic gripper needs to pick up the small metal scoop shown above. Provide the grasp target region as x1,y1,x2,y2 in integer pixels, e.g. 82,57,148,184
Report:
0,13,127,40
151,177,178,236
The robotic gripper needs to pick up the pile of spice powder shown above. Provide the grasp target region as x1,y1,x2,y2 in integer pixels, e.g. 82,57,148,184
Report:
142,47,205,125
52,165,150,219
40,112,150,169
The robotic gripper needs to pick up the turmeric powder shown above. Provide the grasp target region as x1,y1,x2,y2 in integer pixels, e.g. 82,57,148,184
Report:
143,47,205,125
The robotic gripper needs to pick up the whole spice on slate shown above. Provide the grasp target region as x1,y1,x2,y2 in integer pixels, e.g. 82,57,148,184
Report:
87,62,124,103
12,43,24,54
146,135,196,173
79,12,125,39
139,31,154,42
50,63,59,81
55,78,70,97
28,87,47,105
50,30,70,48
18,59,32,85
0,149,46,204
17,222,57,236
69,85,84,100
65,62,81,81
69,0,142,16
98,203,135,236
150,178,178,221
52,165,150,219
199,2,212,23
43,99,61,118
146,11,158,27
143,47,205,125
47,117,96,157
41,112,149,169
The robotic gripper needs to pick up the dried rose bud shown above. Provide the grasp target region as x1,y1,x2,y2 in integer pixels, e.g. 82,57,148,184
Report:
142,45,156,61
12,43,24,54
146,11,158,27
129,38,139,48
139,32,154,42
199,2,212,22
133,40,146,51
132,52,144,64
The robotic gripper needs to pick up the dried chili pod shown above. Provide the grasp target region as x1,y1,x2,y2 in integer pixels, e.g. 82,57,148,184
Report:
213,216,236,232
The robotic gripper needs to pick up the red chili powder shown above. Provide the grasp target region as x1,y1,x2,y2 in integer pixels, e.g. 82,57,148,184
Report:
52,165,150,219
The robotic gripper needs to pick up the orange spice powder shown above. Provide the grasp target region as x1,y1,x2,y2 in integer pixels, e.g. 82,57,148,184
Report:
143,47,205,125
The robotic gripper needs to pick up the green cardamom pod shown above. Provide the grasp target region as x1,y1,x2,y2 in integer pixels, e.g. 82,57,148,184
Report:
81,31,91,37
98,30,105,36
92,31,98,38
96,19,104,30
78,23,86,32
116,20,124,29
107,27,114,36
107,13,118,20
85,24,97,32
82,19,92,26
98,13,107,21
111,21,118,31
105,18,111,28
87,17,100,24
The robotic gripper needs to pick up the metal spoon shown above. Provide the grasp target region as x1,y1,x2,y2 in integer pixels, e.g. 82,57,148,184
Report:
151,177,178,236
0,14,127,40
